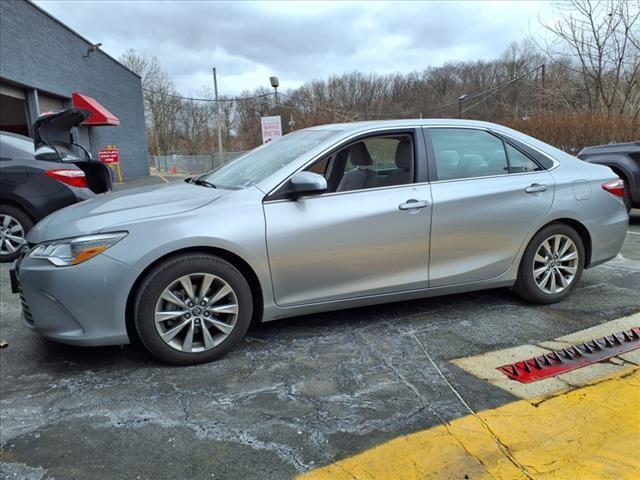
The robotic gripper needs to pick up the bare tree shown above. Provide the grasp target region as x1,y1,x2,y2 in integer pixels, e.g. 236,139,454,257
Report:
119,49,182,154
540,0,640,117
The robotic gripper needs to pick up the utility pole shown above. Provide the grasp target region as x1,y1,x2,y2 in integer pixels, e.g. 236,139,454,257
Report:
458,94,468,119
213,67,223,155
540,64,546,113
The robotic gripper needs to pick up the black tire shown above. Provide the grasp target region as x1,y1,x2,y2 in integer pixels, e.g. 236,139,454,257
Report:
513,223,585,304
134,253,253,365
0,205,33,263
622,178,632,212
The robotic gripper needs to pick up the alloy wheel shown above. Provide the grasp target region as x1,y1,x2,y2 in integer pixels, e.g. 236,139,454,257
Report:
0,214,26,256
532,234,579,295
154,273,239,353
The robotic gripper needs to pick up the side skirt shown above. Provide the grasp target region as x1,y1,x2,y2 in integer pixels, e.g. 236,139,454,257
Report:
262,277,516,322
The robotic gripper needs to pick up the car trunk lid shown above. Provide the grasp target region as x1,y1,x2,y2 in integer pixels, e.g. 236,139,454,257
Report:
33,108,112,194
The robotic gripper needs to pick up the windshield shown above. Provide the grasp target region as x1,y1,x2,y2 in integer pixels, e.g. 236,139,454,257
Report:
200,129,338,189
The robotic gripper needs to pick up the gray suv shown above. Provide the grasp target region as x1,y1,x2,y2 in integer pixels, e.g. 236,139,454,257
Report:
578,141,640,211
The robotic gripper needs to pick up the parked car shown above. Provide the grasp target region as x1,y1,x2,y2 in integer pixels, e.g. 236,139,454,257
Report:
578,141,640,211
11,120,628,365
0,109,111,261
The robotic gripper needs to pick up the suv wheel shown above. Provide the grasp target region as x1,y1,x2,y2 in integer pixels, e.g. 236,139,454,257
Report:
621,177,632,212
134,254,253,365
513,223,585,304
0,205,33,262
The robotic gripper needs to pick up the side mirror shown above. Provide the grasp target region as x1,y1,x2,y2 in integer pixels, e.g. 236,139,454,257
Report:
287,171,327,198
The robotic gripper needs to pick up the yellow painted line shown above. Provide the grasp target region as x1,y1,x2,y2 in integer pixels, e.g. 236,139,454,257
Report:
299,367,640,480
158,174,169,183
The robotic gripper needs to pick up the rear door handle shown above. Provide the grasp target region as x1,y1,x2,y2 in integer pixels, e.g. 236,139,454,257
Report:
524,183,548,194
399,199,429,211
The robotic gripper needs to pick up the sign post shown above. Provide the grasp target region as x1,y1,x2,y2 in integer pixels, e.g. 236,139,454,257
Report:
98,145,122,184
260,116,282,144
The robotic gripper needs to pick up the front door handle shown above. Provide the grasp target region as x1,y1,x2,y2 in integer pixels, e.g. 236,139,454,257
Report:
399,199,429,211
524,183,548,194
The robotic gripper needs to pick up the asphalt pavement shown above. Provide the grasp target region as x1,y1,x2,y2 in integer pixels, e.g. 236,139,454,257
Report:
1,211,639,479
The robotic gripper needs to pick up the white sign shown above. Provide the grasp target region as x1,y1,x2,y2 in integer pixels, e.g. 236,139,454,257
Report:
261,116,283,144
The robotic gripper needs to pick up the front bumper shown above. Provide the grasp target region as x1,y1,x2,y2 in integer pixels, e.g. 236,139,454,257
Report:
13,251,140,346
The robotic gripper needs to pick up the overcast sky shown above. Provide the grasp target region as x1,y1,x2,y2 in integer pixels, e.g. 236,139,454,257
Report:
35,1,555,96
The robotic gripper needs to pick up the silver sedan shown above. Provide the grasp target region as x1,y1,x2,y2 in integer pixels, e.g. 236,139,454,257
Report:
12,120,628,365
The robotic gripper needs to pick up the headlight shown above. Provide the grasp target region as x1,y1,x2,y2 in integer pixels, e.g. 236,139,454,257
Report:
29,232,127,266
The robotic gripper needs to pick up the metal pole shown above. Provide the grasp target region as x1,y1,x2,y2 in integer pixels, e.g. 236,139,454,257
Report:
213,67,223,155
540,64,546,113
457,94,467,119
274,86,278,106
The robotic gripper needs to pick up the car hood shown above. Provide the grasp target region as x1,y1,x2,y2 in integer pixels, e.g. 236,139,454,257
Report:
27,181,223,243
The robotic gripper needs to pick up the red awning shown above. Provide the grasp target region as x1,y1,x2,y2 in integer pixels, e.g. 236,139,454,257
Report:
71,92,120,126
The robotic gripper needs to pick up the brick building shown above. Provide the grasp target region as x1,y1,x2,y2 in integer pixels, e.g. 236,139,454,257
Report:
0,0,148,179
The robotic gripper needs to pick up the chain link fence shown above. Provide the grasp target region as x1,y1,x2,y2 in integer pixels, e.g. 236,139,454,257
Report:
150,152,248,175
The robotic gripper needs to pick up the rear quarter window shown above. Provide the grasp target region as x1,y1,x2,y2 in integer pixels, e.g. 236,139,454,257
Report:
495,133,555,170
0,133,35,159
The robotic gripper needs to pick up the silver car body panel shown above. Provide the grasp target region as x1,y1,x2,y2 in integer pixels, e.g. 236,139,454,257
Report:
428,170,556,286
17,119,628,346
28,181,224,242
264,182,432,306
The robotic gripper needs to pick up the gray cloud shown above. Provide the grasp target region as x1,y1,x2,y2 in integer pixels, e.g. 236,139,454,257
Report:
35,1,553,95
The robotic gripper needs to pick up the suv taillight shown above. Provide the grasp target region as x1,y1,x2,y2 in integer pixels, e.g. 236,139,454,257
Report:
602,179,625,198
45,169,88,188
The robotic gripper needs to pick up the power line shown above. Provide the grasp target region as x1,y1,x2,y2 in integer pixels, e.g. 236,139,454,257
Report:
368,64,544,118
141,87,357,120
278,92,358,120
142,64,542,121
457,65,544,116
142,88,273,103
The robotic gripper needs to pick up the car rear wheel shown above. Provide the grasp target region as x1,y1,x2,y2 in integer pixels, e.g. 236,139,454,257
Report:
134,253,253,365
513,223,585,304
0,205,33,262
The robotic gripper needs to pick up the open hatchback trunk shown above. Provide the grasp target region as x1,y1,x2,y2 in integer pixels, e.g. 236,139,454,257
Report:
33,108,112,193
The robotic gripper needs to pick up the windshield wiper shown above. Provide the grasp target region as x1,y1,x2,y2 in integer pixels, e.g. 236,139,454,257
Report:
191,178,217,188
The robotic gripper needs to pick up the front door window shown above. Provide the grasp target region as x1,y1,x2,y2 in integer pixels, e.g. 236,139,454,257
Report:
304,133,414,193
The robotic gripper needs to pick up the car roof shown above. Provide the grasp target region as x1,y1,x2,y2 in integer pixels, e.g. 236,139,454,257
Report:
305,118,510,132
0,131,33,142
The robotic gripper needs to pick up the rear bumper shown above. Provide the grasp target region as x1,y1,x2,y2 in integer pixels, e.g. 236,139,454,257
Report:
585,204,629,268
15,252,140,346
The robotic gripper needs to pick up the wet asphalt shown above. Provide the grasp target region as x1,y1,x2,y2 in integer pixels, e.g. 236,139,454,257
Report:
1,211,639,480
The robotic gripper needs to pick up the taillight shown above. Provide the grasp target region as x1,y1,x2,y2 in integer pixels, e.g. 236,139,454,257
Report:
602,179,625,198
45,169,88,188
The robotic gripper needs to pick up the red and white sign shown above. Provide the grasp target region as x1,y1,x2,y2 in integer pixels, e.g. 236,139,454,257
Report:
261,116,282,144
98,148,119,164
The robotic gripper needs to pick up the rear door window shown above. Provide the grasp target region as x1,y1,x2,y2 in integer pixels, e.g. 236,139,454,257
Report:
430,128,509,180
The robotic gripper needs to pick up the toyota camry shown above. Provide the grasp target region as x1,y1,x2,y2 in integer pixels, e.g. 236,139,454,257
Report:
11,120,628,365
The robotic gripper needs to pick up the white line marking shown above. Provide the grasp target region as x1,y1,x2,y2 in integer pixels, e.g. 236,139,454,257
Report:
158,175,169,183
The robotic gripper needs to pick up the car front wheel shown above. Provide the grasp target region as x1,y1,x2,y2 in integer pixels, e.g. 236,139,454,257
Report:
513,223,585,304
134,253,253,365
